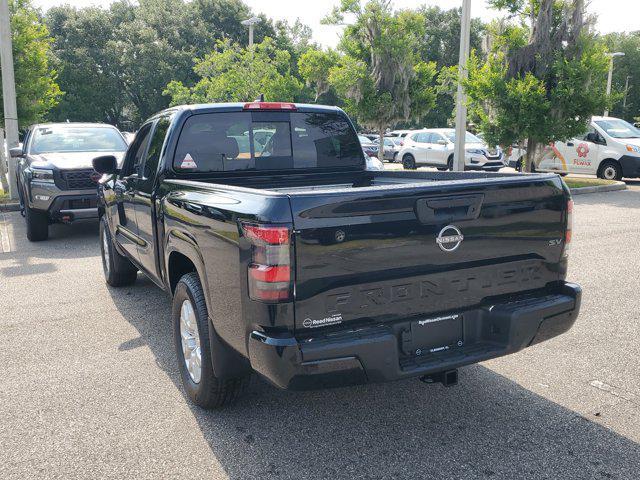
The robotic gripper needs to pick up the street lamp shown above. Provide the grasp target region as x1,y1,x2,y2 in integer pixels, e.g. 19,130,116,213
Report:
241,16,260,48
604,51,625,117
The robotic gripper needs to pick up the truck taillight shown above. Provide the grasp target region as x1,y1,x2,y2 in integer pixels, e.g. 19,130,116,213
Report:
565,199,573,255
241,223,292,302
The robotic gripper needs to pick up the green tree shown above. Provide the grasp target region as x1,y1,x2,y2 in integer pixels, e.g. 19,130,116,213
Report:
298,48,340,101
45,4,128,126
324,0,437,149
601,32,640,121
46,0,282,128
164,38,302,105
1,0,61,128
465,0,609,171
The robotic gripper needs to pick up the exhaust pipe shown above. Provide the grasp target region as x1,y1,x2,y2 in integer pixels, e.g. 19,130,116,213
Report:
420,369,458,387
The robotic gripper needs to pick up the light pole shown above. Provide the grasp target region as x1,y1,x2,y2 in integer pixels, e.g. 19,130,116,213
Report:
453,0,471,172
0,0,19,199
241,16,260,49
604,51,625,117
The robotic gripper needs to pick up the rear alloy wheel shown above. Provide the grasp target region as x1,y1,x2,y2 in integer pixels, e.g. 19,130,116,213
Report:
173,272,249,409
599,161,622,181
25,206,49,242
402,154,416,170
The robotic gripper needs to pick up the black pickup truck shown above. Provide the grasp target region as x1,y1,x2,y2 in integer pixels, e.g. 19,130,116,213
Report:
94,101,581,409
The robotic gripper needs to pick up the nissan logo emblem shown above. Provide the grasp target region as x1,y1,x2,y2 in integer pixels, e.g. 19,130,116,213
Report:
90,172,102,183
436,225,464,252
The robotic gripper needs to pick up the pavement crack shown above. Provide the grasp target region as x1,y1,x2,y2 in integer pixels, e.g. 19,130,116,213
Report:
589,379,638,406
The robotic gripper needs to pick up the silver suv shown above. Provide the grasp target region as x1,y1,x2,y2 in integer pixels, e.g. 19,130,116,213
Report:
11,123,127,241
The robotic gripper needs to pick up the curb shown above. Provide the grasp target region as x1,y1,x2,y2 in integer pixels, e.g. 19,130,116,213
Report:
0,202,21,212
569,181,627,195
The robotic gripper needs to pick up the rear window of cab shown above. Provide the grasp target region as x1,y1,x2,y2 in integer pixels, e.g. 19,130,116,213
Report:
173,111,363,172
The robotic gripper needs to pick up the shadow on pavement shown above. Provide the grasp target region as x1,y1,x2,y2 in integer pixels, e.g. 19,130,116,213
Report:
110,276,639,480
0,214,98,278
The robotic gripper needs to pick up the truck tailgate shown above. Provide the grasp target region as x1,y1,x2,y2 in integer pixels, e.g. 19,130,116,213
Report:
290,176,568,332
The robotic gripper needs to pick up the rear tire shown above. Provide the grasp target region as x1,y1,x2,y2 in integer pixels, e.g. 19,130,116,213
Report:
25,206,49,242
402,154,416,170
173,272,250,409
598,160,623,181
100,216,137,287
447,154,454,171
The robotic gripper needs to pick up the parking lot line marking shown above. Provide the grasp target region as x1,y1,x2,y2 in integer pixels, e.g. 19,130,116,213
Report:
0,213,12,253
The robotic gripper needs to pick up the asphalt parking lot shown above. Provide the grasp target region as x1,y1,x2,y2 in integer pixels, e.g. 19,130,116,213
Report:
1,184,639,480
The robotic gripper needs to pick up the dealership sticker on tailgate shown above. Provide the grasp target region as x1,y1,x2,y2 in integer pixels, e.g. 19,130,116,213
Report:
302,314,343,329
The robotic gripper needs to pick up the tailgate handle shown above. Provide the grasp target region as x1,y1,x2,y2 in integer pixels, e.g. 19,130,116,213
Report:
416,194,484,224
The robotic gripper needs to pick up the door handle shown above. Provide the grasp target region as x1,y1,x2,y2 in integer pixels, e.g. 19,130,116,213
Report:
566,142,574,147
415,194,485,224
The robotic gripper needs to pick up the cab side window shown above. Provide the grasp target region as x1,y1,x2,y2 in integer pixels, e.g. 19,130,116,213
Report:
138,116,172,192
121,123,152,177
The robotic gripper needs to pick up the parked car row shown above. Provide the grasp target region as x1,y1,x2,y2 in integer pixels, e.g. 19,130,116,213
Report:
361,115,640,180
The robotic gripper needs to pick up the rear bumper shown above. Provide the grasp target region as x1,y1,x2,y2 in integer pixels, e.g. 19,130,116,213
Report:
248,282,581,390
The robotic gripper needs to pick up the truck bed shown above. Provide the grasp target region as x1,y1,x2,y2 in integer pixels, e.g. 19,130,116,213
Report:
163,169,569,335
166,169,549,194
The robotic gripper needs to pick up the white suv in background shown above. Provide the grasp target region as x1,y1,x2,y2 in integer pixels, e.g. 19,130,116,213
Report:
397,128,505,171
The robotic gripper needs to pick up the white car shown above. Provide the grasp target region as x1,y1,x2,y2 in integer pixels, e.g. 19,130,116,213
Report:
397,128,505,171
509,116,640,180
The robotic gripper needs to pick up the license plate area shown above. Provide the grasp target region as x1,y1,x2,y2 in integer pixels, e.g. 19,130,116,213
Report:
401,314,463,356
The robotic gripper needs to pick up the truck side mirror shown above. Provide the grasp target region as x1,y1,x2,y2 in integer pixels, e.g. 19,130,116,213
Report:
9,147,24,158
93,155,118,174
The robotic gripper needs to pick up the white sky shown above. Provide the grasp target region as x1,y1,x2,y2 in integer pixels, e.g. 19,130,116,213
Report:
33,0,640,48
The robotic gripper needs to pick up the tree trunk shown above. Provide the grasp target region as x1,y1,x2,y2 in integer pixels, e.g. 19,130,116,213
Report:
0,128,10,193
523,137,542,173
378,129,385,161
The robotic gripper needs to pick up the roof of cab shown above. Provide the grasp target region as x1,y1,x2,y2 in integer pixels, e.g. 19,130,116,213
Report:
167,102,344,115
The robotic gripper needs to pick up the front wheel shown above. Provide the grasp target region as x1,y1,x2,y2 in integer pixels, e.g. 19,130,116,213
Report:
173,272,250,409
25,206,48,242
598,161,623,181
100,217,137,287
402,154,416,170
